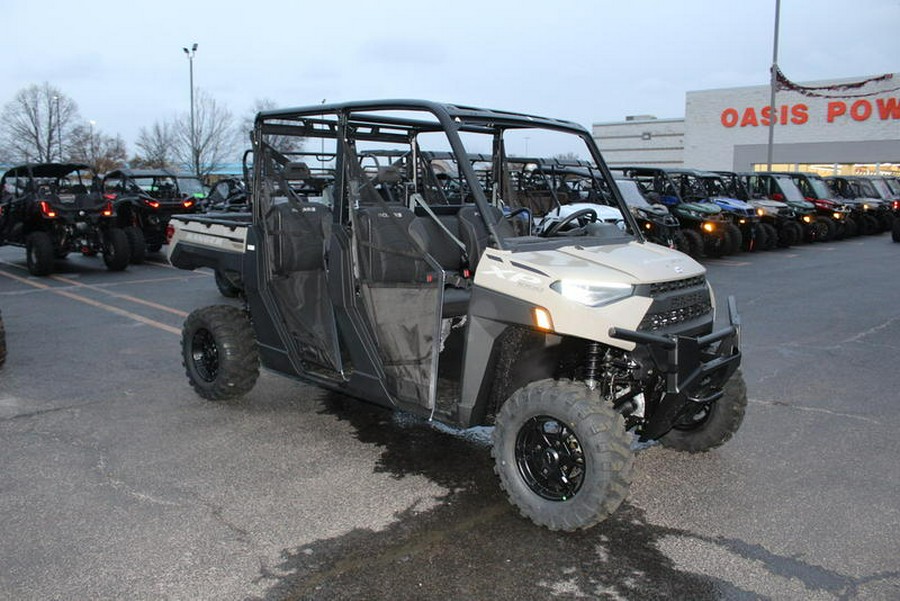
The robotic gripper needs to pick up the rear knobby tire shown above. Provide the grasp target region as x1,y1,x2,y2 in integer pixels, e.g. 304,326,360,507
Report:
659,370,747,453
492,379,634,531
25,231,55,276
214,269,244,298
182,305,259,400
892,217,900,243
103,228,131,271
124,226,146,264
0,310,6,368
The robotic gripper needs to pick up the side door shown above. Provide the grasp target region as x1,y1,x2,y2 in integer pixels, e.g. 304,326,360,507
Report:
344,146,442,411
256,158,344,376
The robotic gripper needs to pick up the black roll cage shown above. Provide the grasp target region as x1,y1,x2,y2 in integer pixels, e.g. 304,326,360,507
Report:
253,99,643,247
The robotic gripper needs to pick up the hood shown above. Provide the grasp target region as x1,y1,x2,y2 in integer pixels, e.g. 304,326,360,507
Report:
493,240,704,286
785,199,815,211
634,204,671,218
749,199,789,210
674,201,722,215
709,196,755,213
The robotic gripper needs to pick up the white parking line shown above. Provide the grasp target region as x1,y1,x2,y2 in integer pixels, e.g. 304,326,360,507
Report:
0,268,182,335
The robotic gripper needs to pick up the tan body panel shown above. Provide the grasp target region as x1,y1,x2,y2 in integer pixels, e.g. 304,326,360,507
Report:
474,241,706,346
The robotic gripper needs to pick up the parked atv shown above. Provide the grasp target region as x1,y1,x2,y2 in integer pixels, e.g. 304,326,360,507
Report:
747,173,827,242
826,176,893,234
169,100,745,531
788,172,856,239
0,163,130,276
614,177,693,256
893,200,900,242
101,169,201,263
205,177,249,212
0,309,6,368
612,167,736,258
690,170,764,251
717,171,802,248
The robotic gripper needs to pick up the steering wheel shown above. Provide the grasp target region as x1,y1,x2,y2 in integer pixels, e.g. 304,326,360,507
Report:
542,208,598,237
504,207,531,220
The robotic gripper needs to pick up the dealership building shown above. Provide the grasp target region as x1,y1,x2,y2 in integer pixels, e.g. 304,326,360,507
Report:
592,72,900,177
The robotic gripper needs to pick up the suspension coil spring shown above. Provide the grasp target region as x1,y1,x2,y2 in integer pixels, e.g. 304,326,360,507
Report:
584,341,602,389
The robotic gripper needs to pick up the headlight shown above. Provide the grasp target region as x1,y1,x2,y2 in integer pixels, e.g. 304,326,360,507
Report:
702,221,716,233
802,215,813,223
832,212,842,220
550,280,634,307
756,208,765,217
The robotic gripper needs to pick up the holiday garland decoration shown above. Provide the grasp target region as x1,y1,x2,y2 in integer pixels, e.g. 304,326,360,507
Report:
773,66,900,98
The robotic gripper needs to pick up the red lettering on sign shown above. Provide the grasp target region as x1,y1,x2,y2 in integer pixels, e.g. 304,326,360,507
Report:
851,100,872,121
721,108,739,127
719,97,896,127
827,101,847,122
740,107,759,127
876,97,900,120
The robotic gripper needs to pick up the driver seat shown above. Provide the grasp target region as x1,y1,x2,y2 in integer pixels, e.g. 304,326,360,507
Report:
457,205,515,271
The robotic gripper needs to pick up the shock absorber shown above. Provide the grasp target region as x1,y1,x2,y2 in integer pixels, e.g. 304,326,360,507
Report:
584,341,602,390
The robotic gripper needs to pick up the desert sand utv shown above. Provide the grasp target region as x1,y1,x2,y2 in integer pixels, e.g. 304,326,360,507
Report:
175,100,745,531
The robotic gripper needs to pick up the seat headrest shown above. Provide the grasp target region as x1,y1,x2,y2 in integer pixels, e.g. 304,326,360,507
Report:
376,166,402,184
283,162,311,181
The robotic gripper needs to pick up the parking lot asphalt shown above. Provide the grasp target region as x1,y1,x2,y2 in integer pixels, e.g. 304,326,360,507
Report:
1,235,898,600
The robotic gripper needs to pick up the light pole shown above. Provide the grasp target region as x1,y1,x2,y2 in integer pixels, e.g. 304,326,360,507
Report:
766,0,781,171
183,43,198,176
53,95,62,161
89,120,96,164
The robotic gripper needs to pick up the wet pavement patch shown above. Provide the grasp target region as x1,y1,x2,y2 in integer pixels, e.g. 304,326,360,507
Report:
249,394,749,600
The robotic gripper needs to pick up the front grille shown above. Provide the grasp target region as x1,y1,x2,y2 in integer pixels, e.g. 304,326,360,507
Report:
639,296,712,331
649,275,706,296
640,276,712,331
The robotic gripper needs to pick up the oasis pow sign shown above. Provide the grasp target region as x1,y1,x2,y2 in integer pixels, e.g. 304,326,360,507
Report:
720,96,900,128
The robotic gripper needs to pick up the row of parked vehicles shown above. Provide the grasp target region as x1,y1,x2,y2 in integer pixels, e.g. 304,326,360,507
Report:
3,156,895,278
0,164,207,275
610,168,900,257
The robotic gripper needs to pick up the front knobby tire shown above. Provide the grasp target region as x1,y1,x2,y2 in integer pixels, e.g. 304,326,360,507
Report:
659,369,748,453
681,229,704,259
182,305,259,400
492,379,634,531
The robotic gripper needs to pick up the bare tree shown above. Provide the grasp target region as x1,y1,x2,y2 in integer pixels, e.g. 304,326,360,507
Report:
241,98,304,155
0,83,79,163
67,124,128,173
174,90,240,178
133,120,178,169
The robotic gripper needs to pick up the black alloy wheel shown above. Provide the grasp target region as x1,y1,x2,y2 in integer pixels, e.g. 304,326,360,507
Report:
190,327,220,382
515,415,585,501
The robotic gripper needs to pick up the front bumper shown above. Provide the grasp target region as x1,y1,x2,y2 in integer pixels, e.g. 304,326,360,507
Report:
610,296,742,440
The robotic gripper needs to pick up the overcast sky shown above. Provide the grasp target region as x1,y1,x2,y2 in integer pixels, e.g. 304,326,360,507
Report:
1,0,897,152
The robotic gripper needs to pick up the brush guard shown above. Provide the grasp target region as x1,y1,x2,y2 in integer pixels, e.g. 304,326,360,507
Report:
609,296,742,441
